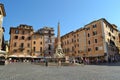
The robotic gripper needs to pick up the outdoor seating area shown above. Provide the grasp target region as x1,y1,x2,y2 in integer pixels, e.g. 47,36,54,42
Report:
0,56,5,65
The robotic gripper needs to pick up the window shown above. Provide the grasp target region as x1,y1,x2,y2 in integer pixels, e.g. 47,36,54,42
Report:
48,45,51,50
65,42,66,45
72,47,74,51
13,49,17,53
88,40,90,45
22,31,25,34
95,39,97,43
67,35,69,38
14,36,18,39
74,45,76,48
110,39,115,46
15,30,19,34
40,47,42,52
108,32,111,36
49,35,51,38
78,50,80,53
93,31,97,35
106,24,108,27
67,40,69,44
74,35,76,38
77,39,79,42
27,50,30,53
67,48,69,52
95,47,98,51
20,43,24,48
33,47,36,52
33,41,36,44
93,24,97,28
88,33,90,37
28,36,31,40
111,29,114,33
110,28,114,33
27,43,30,47
86,27,90,30
88,48,91,52
72,39,74,42
40,42,42,45
74,40,76,42
75,51,76,54
33,35,36,39
21,36,25,40
113,36,115,40
14,42,17,47
49,31,51,34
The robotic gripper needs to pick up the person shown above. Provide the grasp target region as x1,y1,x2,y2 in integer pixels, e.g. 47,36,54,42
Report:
58,60,61,66
45,59,48,67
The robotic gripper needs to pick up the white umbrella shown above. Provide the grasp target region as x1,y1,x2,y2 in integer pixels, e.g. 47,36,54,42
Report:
18,54,25,57
0,50,6,54
0,54,4,56
8,55,17,57
25,55,32,58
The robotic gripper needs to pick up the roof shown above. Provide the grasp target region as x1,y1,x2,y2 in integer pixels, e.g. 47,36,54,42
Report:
9,24,34,34
61,18,119,38
84,18,118,31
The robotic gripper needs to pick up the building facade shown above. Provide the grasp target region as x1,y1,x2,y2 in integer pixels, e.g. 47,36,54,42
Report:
100,19,120,61
61,18,120,62
37,27,55,58
61,28,87,61
9,24,34,58
0,3,6,51
31,32,44,57
9,25,55,59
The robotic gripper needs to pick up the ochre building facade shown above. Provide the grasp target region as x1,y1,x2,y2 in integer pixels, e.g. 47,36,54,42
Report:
9,25,55,59
61,18,120,62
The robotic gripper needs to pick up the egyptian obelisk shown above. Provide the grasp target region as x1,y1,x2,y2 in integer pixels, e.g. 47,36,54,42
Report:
54,22,64,58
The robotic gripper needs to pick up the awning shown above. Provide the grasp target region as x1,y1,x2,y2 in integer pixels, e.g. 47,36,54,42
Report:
45,56,52,58
25,55,32,58
32,56,37,58
18,54,25,57
0,50,6,54
87,54,104,57
8,55,18,57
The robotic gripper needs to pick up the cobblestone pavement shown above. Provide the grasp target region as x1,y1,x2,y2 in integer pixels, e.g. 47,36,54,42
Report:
0,63,120,80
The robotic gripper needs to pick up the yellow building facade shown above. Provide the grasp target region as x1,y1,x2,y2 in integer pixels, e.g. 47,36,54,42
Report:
61,18,120,62
31,32,44,57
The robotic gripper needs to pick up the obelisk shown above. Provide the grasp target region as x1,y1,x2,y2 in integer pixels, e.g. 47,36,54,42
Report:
54,22,64,58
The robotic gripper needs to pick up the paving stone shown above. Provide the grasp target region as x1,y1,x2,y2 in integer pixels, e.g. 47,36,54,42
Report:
0,62,120,80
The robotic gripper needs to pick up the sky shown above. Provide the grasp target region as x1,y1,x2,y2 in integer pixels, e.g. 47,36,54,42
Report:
0,0,120,40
